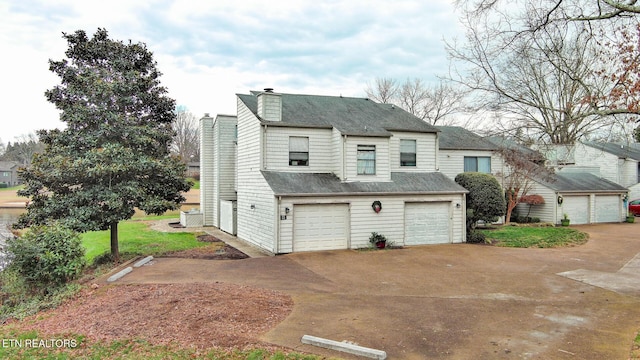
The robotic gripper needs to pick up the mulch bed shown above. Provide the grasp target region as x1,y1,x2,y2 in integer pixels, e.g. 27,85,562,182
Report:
164,234,249,260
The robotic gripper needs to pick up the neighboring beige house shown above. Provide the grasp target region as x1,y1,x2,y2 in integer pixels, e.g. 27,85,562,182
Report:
436,126,505,182
0,161,20,186
200,89,468,253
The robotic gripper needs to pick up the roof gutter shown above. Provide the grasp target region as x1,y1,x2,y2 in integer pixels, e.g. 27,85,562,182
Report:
271,190,469,197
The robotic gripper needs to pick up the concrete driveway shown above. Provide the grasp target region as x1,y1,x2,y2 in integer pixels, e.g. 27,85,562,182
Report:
117,222,640,359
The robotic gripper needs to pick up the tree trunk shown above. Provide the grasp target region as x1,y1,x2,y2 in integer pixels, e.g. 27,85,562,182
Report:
110,222,119,263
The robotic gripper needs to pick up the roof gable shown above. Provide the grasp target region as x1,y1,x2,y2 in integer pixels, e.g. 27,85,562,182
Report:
237,92,438,137
437,126,497,151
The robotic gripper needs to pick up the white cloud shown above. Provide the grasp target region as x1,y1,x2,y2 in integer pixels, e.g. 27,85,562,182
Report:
0,0,464,142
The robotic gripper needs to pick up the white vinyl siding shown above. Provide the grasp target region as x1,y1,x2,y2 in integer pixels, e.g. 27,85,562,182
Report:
574,143,621,185
513,181,557,223
200,116,215,226
257,92,282,121
276,194,466,253
332,128,345,179
620,160,639,188
345,136,390,182
439,150,503,180
236,99,276,252
264,127,333,172
390,132,437,172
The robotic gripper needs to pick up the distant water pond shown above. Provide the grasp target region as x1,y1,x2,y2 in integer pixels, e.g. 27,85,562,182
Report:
0,208,22,270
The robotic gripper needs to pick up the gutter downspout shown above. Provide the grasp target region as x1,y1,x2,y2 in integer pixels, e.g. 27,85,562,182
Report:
275,196,281,254
262,124,267,170
342,134,347,181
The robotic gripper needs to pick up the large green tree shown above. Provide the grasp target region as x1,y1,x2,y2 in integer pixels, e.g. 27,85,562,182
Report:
16,28,191,262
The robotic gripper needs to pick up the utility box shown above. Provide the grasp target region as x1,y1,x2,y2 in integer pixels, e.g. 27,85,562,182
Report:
220,200,237,235
180,209,203,228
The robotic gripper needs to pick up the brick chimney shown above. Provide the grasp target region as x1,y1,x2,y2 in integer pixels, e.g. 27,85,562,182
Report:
257,88,282,121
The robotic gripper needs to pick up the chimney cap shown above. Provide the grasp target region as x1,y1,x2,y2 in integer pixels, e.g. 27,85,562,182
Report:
263,88,274,93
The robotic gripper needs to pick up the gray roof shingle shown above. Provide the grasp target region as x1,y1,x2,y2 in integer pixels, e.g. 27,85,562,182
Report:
583,142,640,161
538,172,628,193
261,171,468,196
237,92,439,136
437,126,497,151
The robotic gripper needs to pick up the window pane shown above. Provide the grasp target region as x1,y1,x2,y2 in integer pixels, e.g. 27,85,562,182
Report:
357,145,376,175
464,157,477,172
478,157,491,173
289,137,309,166
289,136,309,152
400,153,416,166
400,139,416,153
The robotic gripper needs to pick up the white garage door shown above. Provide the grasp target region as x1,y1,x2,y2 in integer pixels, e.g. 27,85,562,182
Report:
293,204,349,252
595,195,621,223
563,196,590,224
405,202,451,245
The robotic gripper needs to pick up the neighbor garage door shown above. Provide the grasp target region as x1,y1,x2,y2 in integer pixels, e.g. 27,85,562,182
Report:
563,195,590,224
405,202,451,245
595,195,621,223
293,204,349,252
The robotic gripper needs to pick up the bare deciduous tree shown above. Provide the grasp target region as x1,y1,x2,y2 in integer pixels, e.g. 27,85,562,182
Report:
496,147,555,224
365,77,467,125
172,106,200,164
365,77,398,104
447,2,638,144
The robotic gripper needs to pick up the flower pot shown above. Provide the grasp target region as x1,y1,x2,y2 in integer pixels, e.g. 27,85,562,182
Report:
627,215,635,223
375,241,386,249
561,219,570,226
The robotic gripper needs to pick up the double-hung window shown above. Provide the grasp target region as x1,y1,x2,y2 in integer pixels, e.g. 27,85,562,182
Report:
400,139,417,167
289,136,309,166
463,156,491,173
357,145,376,175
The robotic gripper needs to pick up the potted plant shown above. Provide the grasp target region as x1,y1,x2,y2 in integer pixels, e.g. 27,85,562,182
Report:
369,232,387,249
627,213,635,223
560,213,570,226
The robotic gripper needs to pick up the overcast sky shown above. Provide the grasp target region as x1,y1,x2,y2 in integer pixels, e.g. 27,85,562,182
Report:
1,0,464,143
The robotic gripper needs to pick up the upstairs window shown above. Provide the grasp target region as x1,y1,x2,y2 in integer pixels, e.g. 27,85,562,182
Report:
289,136,309,166
464,156,491,173
400,139,417,167
357,145,376,175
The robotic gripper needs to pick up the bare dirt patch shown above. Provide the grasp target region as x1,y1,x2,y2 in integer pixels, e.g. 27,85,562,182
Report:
165,234,249,260
16,283,293,350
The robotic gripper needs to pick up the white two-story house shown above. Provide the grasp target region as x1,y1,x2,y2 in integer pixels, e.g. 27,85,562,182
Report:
200,89,468,254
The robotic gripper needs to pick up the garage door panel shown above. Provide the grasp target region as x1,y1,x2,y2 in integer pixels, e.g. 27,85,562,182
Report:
293,204,349,251
405,202,450,245
595,196,620,223
563,196,589,225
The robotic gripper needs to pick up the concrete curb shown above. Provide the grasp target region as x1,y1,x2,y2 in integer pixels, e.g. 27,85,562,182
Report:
301,335,386,359
107,267,133,282
133,256,154,268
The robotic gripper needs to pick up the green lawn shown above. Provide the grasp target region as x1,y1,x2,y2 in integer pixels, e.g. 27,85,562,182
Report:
81,218,207,263
480,225,589,248
0,328,321,360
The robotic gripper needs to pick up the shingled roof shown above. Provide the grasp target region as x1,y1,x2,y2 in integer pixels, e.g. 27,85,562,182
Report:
583,142,640,161
538,172,628,193
237,91,439,137
437,126,497,151
261,171,467,196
